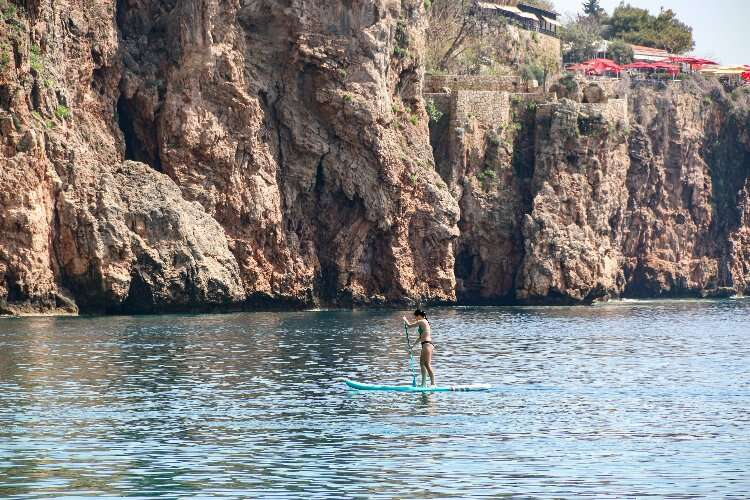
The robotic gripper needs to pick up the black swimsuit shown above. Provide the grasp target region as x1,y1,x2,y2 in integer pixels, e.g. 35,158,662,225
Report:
419,322,434,348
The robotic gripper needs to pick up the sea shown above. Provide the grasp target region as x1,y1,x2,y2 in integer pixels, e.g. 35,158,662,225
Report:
1,299,748,498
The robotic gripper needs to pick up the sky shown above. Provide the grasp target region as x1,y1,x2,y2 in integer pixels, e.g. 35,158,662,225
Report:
551,0,749,65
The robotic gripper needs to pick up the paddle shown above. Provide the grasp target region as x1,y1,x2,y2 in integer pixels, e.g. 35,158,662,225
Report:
404,323,417,387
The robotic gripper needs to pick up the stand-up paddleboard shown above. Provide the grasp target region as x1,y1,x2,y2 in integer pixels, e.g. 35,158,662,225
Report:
345,379,491,392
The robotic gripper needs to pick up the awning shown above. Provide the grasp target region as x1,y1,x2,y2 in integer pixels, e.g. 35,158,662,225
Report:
542,16,561,27
623,61,680,75
476,1,502,9
662,56,718,66
623,62,657,70
699,66,748,75
477,2,521,14
516,10,540,21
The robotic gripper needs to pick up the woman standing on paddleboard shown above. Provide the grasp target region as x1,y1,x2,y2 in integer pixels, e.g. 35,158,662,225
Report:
403,309,435,387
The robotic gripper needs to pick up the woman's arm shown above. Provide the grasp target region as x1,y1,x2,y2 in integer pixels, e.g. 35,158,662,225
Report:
403,316,417,328
409,319,426,348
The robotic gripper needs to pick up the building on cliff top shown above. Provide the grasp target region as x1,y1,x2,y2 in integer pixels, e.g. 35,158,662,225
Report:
475,0,561,37
570,41,676,64
630,44,674,62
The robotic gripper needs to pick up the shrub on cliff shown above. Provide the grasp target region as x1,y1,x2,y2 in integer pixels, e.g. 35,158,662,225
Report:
426,99,444,124
0,46,10,71
520,64,545,85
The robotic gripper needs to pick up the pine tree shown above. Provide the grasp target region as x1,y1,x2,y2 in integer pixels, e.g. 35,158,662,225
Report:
582,0,605,18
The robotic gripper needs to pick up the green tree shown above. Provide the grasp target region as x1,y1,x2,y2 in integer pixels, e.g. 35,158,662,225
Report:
582,0,605,19
652,9,694,54
561,16,603,63
608,4,694,54
607,39,633,64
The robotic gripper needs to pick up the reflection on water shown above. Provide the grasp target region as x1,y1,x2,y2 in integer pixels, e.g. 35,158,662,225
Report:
1,300,749,498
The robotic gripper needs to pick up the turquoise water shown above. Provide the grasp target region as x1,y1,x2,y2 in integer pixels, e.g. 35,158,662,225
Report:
1,300,749,498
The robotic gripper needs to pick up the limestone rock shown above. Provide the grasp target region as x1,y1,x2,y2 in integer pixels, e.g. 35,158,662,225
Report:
582,83,608,104
2,2,750,314
516,99,629,303
56,161,245,313
0,0,459,314
550,75,583,102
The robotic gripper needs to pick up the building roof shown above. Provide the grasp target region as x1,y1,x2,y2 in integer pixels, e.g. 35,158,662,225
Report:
629,44,671,57
477,2,520,13
516,10,540,21
518,3,559,18
476,1,512,11
476,2,541,22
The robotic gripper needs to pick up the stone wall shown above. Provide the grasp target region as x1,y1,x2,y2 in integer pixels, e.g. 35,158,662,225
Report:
426,88,542,302
425,74,527,93
425,90,515,184
581,98,629,124
452,91,512,129
584,78,628,99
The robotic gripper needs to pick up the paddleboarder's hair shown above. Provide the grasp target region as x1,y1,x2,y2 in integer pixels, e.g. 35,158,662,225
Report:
414,309,427,319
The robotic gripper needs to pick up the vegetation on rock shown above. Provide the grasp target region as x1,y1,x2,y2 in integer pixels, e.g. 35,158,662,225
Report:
425,0,561,77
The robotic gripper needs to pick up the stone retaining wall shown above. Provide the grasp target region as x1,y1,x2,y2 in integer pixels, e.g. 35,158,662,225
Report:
424,74,529,93
452,91,512,129
580,98,629,123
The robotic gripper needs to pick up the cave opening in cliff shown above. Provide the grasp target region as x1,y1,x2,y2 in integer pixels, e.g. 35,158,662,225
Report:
117,96,163,172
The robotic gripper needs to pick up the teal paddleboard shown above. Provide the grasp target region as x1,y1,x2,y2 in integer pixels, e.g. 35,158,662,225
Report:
345,379,491,392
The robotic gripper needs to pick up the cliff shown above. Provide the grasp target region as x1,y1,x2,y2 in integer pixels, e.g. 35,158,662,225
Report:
430,77,750,304
1,2,749,315
0,0,458,314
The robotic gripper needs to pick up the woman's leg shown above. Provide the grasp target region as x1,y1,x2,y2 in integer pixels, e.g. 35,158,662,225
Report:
419,352,427,386
423,346,435,386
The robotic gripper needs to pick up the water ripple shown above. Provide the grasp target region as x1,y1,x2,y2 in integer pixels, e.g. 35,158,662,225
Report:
1,300,749,498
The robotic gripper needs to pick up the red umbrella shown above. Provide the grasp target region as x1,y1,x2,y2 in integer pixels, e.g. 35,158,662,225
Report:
693,58,719,66
623,62,657,70
652,62,681,76
567,63,592,71
566,63,599,76
742,72,750,82
660,56,717,71
582,58,622,75
662,56,717,66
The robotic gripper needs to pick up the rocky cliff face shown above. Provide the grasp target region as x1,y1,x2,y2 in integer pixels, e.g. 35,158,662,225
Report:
1,1,749,316
526,81,750,301
516,98,630,303
0,0,459,314
623,82,750,298
433,79,750,304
